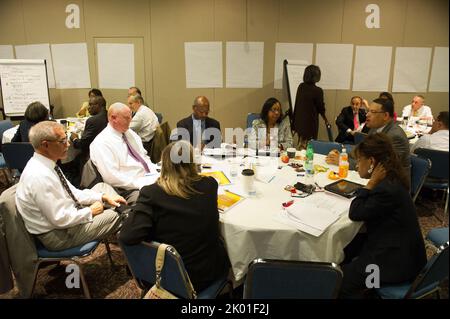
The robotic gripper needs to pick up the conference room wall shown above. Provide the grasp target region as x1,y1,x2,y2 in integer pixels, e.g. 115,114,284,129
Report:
0,0,448,141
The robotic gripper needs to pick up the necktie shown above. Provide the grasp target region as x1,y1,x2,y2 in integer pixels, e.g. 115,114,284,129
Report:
123,134,150,173
54,166,83,209
353,113,359,130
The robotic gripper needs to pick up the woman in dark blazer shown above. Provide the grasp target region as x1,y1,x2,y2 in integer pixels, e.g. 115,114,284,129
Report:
340,133,426,298
119,140,230,292
335,96,369,144
292,65,330,149
11,101,49,142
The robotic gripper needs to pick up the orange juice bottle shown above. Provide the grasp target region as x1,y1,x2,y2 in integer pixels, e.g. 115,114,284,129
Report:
338,148,349,178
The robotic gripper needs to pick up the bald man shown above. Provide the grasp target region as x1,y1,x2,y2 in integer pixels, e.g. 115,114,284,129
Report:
174,96,221,149
90,102,159,202
402,95,433,124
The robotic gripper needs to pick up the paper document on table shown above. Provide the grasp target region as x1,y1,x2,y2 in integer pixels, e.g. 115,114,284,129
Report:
275,197,342,236
302,192,351,216
286,202,339,230
200,171,231,186
276,210,324,237
217,190,245,213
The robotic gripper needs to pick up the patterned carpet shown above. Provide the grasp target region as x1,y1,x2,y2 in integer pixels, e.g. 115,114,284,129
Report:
0,174,448,299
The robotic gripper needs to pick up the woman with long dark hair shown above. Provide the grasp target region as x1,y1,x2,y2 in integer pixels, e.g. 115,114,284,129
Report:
12,101,49,142
340,133,426,298
249,97,293,150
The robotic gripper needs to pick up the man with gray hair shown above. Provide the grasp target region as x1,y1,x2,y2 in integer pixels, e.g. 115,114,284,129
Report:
15,121,126,251
127,94,159,151
90,102,159,202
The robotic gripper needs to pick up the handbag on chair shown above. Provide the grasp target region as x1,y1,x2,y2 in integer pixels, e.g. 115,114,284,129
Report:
144,243,196,299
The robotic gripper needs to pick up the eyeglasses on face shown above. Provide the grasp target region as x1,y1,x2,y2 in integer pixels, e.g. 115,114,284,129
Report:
269,108,281,113
47,137,68,145
368,110,386,114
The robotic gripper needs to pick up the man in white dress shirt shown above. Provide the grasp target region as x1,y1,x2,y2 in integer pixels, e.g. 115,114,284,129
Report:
402,95,433,125
15,121,126,251
127,94,159,151
90,102,159,203
411,111,449,153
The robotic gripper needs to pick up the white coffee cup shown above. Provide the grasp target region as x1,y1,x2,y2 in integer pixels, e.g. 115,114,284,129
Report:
241,169,256,195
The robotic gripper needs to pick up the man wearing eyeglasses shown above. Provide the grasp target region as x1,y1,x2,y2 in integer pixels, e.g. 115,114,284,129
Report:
15,121,126,251
327,98,410,184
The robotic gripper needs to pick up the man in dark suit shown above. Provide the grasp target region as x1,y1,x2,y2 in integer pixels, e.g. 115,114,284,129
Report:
365,98,410,177
335,96,369,144
327,98,410,185
174,96,221,149
68,96,108,186
71,96,108,161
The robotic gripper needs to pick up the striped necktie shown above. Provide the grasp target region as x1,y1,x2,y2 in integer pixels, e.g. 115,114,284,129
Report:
54,166,83,209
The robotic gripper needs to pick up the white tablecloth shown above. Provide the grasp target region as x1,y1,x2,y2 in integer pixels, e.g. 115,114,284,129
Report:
201,153,368,282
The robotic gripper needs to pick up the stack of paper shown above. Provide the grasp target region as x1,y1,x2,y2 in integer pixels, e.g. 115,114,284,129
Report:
276,193,351,237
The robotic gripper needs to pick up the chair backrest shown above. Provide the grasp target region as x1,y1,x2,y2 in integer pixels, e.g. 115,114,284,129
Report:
310,139,342,155
0,184,38,297
353,132,367,145
410,154,431,202
119,240,195,298
326,123,333,142
406,244,449,298
414,148,449,181
155,112,163,124
80,159,103,189
150,122,171,163
247,113,260,129
2,142,34,172
243,259,343,299
0,120,14,152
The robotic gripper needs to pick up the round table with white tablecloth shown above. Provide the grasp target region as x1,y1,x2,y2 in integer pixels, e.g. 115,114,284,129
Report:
199,151,368,283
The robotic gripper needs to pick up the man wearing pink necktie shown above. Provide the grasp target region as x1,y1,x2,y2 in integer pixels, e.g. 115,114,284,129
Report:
335,96,369,144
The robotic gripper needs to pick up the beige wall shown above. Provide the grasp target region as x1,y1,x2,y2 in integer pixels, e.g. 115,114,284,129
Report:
1,0,448,140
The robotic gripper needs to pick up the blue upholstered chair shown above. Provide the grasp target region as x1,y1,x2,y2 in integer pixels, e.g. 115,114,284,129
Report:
32,238,114,298
426,227,449,248
410,154,431,203
119,240,230,299
310,139,342,155
0,120,14,183
353,132,367,145
2,142,35,184
376,244,449,299
243,259,343,299
246,113,260,129
414,148,449,224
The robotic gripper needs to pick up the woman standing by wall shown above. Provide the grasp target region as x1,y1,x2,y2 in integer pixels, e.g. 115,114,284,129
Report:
292,65,330,149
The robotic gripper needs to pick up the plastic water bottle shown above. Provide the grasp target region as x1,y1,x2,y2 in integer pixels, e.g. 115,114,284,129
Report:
338,147,349,178
305,142,314,183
